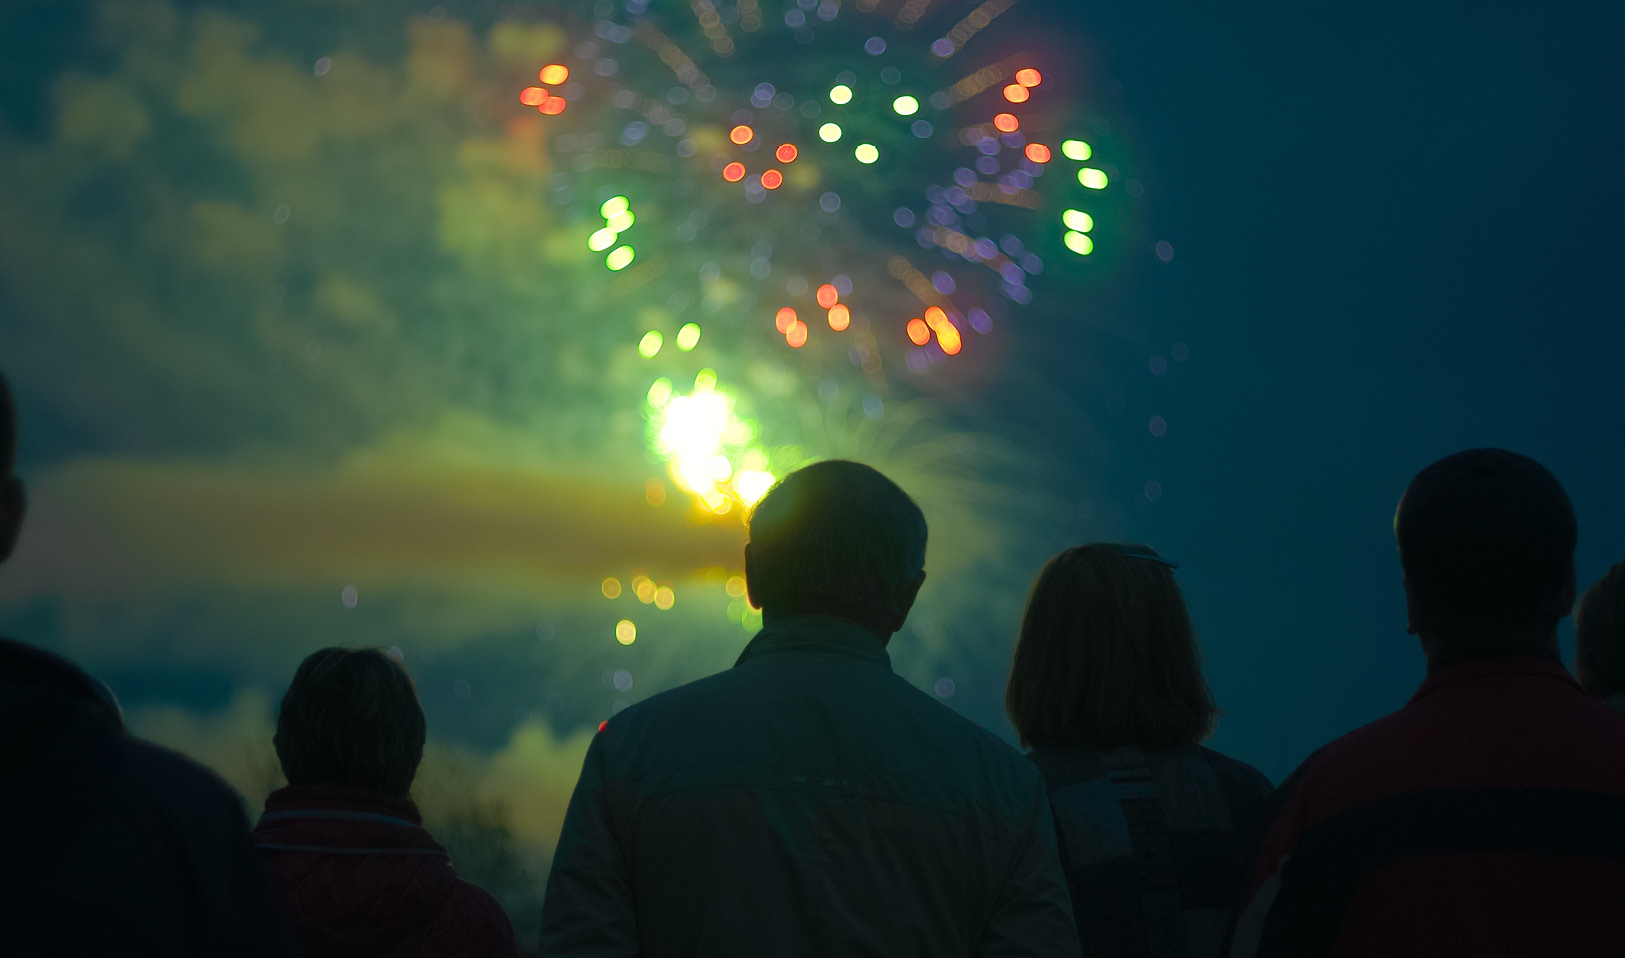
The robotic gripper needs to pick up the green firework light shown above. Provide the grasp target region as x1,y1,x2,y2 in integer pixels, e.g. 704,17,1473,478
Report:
518,0,1130,524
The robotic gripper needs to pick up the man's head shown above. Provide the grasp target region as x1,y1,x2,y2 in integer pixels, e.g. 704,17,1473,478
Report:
744,460,927,638
1575,560,1625,699
0,370,24,566
1395,448,1576,663
274,647,427,798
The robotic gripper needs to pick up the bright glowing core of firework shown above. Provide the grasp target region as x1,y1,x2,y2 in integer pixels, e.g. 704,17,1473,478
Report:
650,371,777,515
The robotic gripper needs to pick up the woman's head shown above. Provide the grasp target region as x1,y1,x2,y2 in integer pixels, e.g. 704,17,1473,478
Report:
1005,543,1216,750
274,647,427,797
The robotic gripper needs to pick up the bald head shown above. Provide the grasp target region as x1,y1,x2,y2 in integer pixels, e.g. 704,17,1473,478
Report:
1396,448,1576,654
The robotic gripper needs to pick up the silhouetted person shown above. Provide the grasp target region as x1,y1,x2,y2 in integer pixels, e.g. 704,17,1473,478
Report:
1006,543,1272,958
540,460,1079,957
252,646,519,957
1230,448,1625,957
0,370,297,957
1576,560,1625,713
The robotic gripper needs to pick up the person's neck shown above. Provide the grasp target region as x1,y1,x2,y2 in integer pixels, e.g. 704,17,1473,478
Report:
761,609,895,644
1423,634,1560,672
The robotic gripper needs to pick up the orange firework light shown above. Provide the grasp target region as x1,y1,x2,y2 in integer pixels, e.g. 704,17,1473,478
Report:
504,0,1121,482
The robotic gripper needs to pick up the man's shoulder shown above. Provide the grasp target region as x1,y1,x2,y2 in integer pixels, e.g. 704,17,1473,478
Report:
606,660,745,726
599,646,1041,810
1194,743,1275,799
902,680,1035,767
118,735,252,830
620,652,1022,754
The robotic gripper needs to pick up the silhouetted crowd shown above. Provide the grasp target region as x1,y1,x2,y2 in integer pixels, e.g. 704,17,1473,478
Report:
4,365,1625,957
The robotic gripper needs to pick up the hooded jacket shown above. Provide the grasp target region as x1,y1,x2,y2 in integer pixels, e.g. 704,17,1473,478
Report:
540,614,1080,957
0,637,297,957
252,783,519,958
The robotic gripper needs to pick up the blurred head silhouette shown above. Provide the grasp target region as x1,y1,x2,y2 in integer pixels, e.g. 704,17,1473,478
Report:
0,370,24,567
745,460,927,640
1005,543,1216,750
1395,448,1576,666
1576,560,1625,699
274,647,427,798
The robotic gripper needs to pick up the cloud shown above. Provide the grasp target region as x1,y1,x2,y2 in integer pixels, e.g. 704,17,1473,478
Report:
124,687,284,807
4,415,748,604
128,686,590,855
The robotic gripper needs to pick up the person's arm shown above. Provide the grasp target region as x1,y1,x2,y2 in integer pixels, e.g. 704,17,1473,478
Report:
1227,758,1316,958
977,784,1082,958
466,884,522,958
539,731,639,957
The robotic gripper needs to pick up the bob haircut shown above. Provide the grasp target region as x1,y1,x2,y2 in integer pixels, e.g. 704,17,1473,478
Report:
1576,560,1625,698
1005,543,1216,751
746,459,927,627
274,647,427,797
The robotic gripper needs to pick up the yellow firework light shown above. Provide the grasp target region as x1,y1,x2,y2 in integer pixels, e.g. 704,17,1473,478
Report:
649,371,776,515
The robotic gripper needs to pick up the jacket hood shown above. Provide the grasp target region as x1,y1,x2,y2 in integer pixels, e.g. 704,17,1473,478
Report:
252,784,460,956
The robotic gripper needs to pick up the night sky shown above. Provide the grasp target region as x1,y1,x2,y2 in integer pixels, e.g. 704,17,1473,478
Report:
2,0,1622,928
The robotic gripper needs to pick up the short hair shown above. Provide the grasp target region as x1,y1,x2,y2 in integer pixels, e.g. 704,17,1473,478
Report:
1394,448,1576,652
746,460,927,625
1576,560,1625,698
274,648,427,797
1,370,15,477
1005,543,1217,750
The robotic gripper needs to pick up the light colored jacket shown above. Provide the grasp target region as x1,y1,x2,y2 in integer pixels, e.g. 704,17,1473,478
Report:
540,614,1080,957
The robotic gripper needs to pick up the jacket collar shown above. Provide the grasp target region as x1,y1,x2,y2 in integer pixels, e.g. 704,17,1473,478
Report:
1410,653,1579,705
254,784,446,856
734,614,893,670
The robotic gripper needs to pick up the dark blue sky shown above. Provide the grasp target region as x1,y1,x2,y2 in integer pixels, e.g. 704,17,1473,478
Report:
1026,1,1625,776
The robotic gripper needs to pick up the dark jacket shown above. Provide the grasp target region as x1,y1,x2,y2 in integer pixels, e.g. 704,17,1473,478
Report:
252,784,519,958
540,614,1080,958
0,636,297,958
1029,743,1273,958
1230,654,1625,957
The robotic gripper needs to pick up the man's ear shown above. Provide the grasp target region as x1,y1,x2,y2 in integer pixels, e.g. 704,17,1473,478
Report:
885,571,928,635
1557,562,1578,620
1402,577,1421,636
744,543,760,610
0,477,25,565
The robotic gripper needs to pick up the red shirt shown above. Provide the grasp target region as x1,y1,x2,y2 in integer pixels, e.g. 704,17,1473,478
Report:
1230,655,1625,957
252,785,518,958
